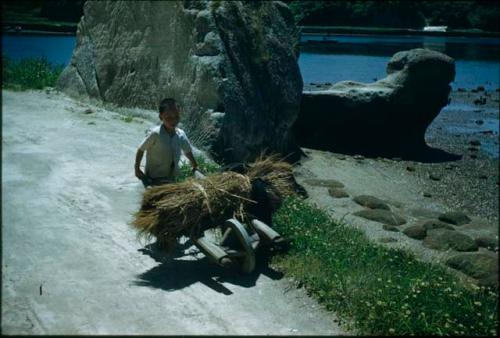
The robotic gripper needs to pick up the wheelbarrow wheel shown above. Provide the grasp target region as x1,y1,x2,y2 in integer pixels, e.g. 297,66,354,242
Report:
223,218,256,274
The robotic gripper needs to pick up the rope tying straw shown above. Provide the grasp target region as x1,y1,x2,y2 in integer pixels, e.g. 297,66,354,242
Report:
191,181,213,214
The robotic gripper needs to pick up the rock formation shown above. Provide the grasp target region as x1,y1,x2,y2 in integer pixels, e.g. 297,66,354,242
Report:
58,1,302,163
294,48,455,158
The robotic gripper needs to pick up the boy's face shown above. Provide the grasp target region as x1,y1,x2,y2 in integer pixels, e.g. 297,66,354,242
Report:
160,108,180,129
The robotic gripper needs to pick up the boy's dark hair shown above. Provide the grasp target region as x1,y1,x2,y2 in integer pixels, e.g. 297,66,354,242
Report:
159,98,177,113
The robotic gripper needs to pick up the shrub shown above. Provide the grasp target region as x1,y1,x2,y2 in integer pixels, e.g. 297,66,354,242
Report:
2,55,64,90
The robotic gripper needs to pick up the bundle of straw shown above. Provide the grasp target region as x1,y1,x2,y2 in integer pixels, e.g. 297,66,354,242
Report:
247,155,297,211
132,171,253,252
132,156,299,253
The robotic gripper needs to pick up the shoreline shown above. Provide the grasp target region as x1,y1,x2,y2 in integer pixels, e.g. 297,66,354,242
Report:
300,25,500,38
301,84,499,224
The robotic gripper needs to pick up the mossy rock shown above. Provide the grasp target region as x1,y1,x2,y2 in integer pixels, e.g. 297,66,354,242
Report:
352,195,390,210
438,211,471,225
353,209,406,225
423,229,478,251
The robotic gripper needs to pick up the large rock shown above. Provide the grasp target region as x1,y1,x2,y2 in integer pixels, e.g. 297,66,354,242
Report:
446,253,498,287
403,224,427,240
438,211,471,226
57,1,302,163
294,48,455,157
423,229,478,252
352,195,390,210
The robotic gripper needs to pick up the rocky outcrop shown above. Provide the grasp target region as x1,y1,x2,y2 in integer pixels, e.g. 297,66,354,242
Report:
294,48,455,158
58,1,302,163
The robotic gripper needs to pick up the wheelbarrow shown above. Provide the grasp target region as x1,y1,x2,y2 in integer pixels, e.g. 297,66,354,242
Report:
189,170,285,274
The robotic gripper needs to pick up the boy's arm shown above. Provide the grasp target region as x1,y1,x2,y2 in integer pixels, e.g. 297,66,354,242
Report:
135,149,146,179
185,151,198,172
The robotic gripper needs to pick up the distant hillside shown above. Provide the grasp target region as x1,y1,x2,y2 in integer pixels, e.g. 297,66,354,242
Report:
2,0,83,33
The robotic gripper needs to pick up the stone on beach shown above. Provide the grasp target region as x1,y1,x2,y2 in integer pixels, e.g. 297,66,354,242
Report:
402,224,427,240
303,178,345,189
438,211,471,225
446,253,498,287
421,219,455,231
328,188,349,198
423,229,478,251
383,224,400,232
474,236,498,252
352,195,390,210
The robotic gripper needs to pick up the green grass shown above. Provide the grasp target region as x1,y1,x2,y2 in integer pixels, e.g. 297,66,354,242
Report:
2,55,64,90
120,115,134,123
176,154,221,182
271,197,498,336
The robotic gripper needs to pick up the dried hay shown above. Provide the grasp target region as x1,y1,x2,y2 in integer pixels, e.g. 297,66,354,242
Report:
132,155,298,253
247,154,297,210
132,171,253,252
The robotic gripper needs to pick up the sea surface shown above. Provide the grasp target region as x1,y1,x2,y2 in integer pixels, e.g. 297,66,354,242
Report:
299,34,500,90
2,33,499,90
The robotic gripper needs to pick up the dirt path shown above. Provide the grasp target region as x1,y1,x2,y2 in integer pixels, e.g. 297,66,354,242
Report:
1,90,347,335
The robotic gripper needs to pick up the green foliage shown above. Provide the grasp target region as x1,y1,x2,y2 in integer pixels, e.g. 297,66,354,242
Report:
120,115,134,123
176,155,221,182
2,55,64,90
272,197,498,335
283,0,500,32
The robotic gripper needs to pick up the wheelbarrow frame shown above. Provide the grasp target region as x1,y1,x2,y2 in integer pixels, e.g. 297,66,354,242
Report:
189,170,284,274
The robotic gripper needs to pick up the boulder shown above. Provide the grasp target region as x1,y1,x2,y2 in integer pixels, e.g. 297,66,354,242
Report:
438,211,471,226
57,1,302,163
423,229,478,251
446,253,498,287
352,209,406,226
383,224,400,232
328,188,349,198
352,195,390,210
403,225,427,240
421,219,455,231
475,236,498,252
294,48,455,157
303,178,345,189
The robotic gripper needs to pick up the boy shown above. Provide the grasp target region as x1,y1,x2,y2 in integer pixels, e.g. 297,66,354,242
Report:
135,98,198,187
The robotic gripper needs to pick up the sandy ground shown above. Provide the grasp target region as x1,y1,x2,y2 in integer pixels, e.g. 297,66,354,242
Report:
1,89,348,335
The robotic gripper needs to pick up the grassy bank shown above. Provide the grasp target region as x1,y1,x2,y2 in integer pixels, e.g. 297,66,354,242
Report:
2,56,64,90
271,197,498,335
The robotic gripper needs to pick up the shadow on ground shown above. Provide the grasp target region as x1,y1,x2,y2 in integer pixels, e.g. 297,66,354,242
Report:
133,240,284,295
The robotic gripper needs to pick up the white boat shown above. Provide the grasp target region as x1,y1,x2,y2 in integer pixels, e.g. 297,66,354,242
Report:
423,26,448,32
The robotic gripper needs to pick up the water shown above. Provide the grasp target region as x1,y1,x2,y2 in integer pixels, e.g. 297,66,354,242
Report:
2,33,499,90
2,34,76,66
300,34,500,90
